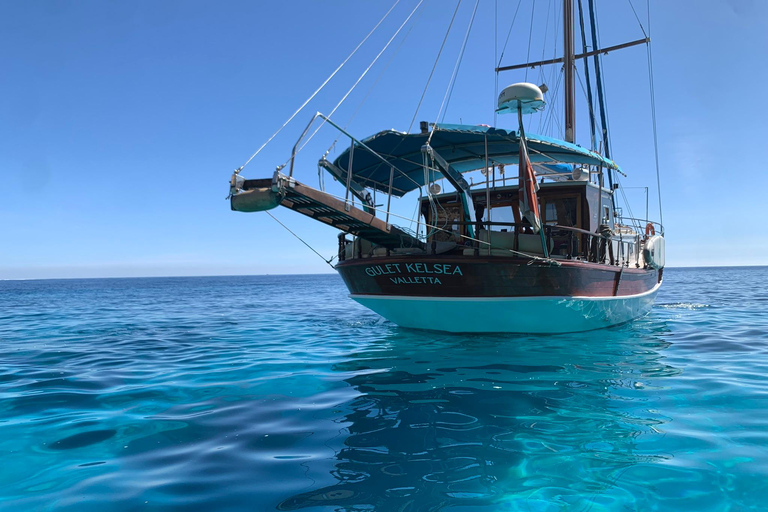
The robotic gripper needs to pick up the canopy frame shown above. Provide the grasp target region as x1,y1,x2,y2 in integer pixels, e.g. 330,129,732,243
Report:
327,122,622,198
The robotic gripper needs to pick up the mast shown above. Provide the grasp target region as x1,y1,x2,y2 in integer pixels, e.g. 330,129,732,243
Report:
563,0,575,143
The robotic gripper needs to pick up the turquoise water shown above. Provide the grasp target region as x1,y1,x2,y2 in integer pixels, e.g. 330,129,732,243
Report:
1,268,767,511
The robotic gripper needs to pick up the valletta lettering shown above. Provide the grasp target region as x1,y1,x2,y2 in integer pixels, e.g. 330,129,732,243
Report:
389,276,442,285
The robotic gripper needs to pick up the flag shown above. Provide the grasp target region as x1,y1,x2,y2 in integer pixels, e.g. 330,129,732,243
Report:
518,129,542,234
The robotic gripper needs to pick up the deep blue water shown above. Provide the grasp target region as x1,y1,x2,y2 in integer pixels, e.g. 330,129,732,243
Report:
1,268,767,511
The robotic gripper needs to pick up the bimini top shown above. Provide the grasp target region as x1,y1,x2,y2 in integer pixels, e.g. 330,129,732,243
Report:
328,123,621,197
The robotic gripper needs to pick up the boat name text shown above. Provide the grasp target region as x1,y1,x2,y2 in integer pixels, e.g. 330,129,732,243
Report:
364,263,462,284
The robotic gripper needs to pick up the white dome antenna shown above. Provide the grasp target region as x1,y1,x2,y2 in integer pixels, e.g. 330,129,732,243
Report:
496,83,546,115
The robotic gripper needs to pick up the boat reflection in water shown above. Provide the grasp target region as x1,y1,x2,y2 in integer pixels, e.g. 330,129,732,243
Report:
277,321,680,510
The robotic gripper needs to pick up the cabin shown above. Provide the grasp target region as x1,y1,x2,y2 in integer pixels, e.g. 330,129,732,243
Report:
416,176,639,263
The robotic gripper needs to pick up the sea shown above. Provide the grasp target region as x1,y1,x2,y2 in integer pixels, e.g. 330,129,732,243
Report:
1,267,767,511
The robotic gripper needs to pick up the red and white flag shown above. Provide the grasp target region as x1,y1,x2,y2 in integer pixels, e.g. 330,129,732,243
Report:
518,132,542,233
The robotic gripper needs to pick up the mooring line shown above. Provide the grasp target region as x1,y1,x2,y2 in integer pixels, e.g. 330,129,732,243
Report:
266,211,336,268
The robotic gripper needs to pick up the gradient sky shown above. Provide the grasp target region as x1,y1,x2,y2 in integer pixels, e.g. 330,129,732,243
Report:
2,0,766,279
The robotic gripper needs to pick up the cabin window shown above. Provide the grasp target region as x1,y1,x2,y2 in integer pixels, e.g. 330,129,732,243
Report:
543,197,578,226
602,206,610,223
545,203,557,223
483,206,515,231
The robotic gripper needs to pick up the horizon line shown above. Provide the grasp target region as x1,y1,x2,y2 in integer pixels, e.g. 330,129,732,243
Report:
2,264,767,282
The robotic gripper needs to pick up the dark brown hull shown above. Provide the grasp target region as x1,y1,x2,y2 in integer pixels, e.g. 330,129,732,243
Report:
336,256,660,299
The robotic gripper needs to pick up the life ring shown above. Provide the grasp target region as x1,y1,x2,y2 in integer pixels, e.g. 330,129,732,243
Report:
645,222,655,237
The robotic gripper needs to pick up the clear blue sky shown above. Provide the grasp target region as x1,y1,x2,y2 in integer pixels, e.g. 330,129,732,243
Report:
1,0,765,279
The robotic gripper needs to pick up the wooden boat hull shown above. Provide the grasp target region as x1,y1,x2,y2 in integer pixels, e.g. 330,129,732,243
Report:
336,257,661,333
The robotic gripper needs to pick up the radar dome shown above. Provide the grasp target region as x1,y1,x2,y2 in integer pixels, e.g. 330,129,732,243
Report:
496,83,545,115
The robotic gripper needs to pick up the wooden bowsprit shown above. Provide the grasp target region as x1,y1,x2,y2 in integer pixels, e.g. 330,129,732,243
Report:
232,172,423,251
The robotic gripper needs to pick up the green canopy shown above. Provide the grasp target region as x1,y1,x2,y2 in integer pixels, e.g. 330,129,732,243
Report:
329,123,621,196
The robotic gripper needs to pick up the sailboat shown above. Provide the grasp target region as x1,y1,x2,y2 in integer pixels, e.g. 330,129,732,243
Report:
228,0,665,333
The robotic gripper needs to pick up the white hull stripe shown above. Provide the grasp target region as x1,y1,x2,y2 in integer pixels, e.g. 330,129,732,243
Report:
350,281,662,303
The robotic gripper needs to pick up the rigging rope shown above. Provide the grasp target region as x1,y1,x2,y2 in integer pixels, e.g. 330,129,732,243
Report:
496,0,525,69
439,0,480,124
531,0,553,134
426,0,480,144
234,0,401,174
266,211,336,268
574,67,597,129
614,174,637,225
408,0,462,133
587,0,611,160
587,0,618,219
576,0,597,151
534,0,553,91
494,0,524,127
626,0,648,38
291,0,425,161
646,0,663,227
537,0,561,135
547,0,562,135
523,0,537,82
541,69,564,135
326,3,426,156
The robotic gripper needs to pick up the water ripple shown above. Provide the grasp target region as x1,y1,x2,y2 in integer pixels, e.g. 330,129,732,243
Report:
1,270,767,510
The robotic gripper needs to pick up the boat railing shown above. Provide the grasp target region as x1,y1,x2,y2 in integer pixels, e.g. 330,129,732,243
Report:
620,217,664,236
469,222,641,266
339,221,647,268
288,112,421,225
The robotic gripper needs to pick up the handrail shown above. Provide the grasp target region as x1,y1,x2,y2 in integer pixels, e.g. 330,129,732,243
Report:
438,220,642,266
621,216,664,235
337,216,649,268
432,220,616,239
288,112,422,193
